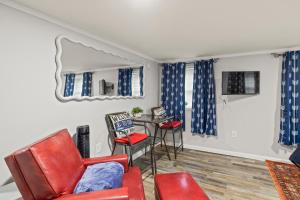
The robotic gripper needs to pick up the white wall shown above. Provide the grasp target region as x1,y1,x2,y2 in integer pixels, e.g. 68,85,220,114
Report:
182,54,294,160
0,4,159,184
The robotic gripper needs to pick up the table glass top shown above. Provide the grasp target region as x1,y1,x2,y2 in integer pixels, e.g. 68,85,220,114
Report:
132,114,172,124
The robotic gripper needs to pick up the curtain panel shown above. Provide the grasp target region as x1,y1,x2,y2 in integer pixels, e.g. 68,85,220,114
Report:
64,73,75,97
139,66,144,96
191,60,217,135
161,62,186,129
81,72,93,96
279,51,300,145
118,68,133,96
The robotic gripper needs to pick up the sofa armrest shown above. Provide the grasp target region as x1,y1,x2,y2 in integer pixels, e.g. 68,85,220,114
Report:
54,188,128,200
83,154,129,172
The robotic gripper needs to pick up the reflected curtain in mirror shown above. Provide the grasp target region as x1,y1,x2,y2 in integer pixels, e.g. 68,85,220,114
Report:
118,68,133,96
64,73,75,97
139,66,144,96
81,72,93,96
191,59,217,135
161,63,186,129
279,51,300,145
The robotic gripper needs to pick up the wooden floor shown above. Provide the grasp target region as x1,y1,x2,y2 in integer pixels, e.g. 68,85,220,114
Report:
135,146,279,200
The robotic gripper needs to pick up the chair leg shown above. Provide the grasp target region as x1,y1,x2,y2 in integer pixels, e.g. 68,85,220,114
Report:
163,130,171,160
160,129,163,147
124,145,127,154
124,146,131,165
145,146,147,156
172,129,176,159
180,126,184,152
111,143,116,155
154,147,157,174
150,145,154,175
129,147,133,167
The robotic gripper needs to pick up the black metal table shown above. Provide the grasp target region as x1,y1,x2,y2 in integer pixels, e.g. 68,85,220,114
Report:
133,114,172,173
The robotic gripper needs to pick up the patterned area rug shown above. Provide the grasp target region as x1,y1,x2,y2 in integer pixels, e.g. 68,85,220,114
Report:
266,160,300,200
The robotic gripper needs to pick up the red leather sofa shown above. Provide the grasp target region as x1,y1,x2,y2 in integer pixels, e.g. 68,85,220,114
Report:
5,129,146,200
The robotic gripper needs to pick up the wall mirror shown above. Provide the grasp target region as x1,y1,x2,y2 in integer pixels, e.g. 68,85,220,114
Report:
55,36,145,101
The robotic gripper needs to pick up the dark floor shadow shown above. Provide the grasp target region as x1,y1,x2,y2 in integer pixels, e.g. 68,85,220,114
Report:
134,146,166,174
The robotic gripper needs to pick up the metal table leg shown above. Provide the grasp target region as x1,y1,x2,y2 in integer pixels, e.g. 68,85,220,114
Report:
153,124,158,146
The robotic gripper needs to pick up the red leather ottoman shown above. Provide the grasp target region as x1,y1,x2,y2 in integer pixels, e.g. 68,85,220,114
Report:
154,172,210,200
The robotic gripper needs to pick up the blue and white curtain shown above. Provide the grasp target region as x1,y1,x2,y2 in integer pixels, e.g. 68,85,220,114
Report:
279,51,300,145
64,73,75,97
191,60,217,135
81,72,93,96
161,62,186,129
118,68,133,96
139,66,144,96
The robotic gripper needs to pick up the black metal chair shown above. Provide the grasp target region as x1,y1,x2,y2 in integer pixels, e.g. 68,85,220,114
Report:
151,106,184,159
105,111,154,168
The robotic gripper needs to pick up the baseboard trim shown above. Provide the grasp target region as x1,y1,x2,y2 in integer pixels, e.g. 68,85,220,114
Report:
183,144,291,163
132,142,291,163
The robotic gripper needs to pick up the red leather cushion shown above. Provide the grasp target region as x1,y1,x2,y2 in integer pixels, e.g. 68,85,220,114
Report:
14,129,85,199
5,155,36,200
155,172,210,200
114,133,148,145
160,120,182,129
122,166,146,200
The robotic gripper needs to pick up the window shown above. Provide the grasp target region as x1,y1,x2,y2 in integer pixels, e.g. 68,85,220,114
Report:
185,64,194,109
132,68,141,96
73,74,83,97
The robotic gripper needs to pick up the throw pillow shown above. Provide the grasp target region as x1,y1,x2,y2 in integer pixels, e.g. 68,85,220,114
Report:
109,112,134,138
73,162,124,194
152,107,168,126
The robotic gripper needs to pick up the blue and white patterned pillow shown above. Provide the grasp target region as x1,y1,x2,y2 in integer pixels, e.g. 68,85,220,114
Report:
109,112,134,138
153,107,167,117
153,107,168,126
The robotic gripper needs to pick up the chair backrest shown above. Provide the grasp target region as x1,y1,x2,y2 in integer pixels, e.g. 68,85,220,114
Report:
5,129,85,200
151,106,169,127
105,112,134,139
151,106,167,118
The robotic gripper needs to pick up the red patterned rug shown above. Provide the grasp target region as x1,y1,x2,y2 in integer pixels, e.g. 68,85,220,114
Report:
266,160,300,200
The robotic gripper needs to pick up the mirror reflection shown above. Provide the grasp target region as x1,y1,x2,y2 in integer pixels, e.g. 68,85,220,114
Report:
59,38,144,99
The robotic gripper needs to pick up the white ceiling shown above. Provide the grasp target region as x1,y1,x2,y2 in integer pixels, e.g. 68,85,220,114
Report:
13,0,300,61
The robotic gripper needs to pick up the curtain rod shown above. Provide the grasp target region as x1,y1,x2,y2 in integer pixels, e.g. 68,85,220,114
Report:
271,53,284,58
182,58,219,65
161,53,286,65
161,46,300,64
159,58,219,66
62,65,143,74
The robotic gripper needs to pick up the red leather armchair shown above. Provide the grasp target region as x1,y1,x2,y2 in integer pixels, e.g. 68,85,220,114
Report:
5,129,146,200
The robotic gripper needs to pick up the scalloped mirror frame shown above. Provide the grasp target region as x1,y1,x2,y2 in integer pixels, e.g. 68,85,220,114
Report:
55,35,146,101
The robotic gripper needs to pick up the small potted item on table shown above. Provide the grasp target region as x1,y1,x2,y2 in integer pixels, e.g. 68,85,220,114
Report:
131,107,143,118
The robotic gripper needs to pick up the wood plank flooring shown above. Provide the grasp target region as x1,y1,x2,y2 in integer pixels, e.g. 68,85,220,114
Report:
135,146,278,200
